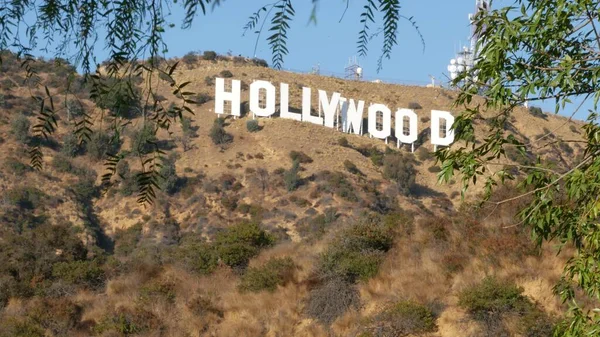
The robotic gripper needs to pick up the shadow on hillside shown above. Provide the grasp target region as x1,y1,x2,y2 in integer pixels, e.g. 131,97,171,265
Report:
411,184,446,199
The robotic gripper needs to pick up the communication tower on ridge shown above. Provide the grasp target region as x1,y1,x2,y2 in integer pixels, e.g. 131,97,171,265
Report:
345,56,363,80
447,0,490,83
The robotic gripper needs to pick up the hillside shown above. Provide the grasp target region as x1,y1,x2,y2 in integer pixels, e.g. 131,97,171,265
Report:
0,51,588,337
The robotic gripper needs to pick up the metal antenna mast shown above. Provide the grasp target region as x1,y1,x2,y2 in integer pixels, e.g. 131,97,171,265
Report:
345,56,363,80
447,0,490,83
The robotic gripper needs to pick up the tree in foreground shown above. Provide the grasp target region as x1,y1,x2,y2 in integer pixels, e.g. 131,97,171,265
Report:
0,0,421,205
437,1,600,334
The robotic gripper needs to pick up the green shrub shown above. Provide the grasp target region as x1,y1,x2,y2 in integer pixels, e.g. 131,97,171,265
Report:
204,75,215,86
505,145,534,167
214,222,274,268
428,165,441,173
569,124,579,133
319,216,394,282
338,136,350,147
284,160,301,192
203,50,217,60
219,70,233,78
86,132,119,161
52,259,106,289
251,58,269,67
458,276,530,320
52,153,76,173
182,51,199,66
305,276,359,325
130,124,157,155
221,195,239,211
383,153,416,196
209,118,233,145
416,147,433,161
66,99,85,119
60,133,81,157
289,150,313,163
194,93,211,104
160,153,186,195
528,106,546,119
316,171,359,202
343,160,361,175
238,257,296,292
6,186,47,210
11,114,30,144
357,145,385,166
138,279,176,304
175,238,219,275
246,119,261,132
114,223,143,256
367,301,437,336
4,157,30,175
407,101,422,110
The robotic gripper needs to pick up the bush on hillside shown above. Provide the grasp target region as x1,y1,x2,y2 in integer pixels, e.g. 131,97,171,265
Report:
60,133,81,157
305,276,360,325
182,51,199,66
219,70,233,78
204,76,215,86
366,301,438,336
160,153,187,195
338,136,350,147
130,124,157,156
458,277,529,320
319,215,394,282
528,106,546,119
66,99,85,119
246,119,261,132
194,93,211,105
343,160,362,175
214,222,274,268
11,114,30,144
4,157,30,175
284,160,301,192
289,150,313,163
238,257,296,293
209,118,232,145
86,132,120,161
203,50,217,61
416,147,433,161
407,101,422,110
251,58,269,67
383,152,416,196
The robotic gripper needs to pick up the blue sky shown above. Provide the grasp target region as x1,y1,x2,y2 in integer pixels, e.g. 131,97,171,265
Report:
161,1,476,86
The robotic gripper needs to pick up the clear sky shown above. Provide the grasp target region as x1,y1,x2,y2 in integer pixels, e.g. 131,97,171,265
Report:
160,1,477,86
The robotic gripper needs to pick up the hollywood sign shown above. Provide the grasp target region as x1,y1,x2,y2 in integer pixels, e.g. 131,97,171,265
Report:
214,78,455,150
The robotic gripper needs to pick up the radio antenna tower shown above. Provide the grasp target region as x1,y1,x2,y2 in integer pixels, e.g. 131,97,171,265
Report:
345,56,363,80
447,0,490,83
310,63,320,75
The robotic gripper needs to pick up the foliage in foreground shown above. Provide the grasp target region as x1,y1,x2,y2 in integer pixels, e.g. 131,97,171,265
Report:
437,1,600,333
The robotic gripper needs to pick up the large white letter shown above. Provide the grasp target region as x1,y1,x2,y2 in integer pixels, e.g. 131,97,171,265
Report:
340,98,364,135
368,104,391,139
319,90,341,128
302,87,323,125
250,80,276,117
279,82,301,121
395,108,418,144
431,110,455,146
215,78,241,116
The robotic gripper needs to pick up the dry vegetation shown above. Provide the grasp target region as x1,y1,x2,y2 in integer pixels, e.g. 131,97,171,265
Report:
0,50,587,336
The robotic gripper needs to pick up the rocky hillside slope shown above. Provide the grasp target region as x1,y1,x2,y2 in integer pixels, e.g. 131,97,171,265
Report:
0,51,586,336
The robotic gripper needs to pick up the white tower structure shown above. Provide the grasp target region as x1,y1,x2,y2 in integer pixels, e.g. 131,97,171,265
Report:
345,56,363,80
447,0,490,83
